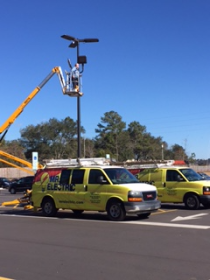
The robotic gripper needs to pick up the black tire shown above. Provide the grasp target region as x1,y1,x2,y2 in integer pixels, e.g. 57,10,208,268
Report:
72,210,84,215
42,197,57,217
107,200,126,221
10,188,16,194
184,194,200,210
137,213,151,219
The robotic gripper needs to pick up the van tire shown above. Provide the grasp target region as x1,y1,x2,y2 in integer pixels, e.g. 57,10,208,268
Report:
107,200,126,221
42,197,57,217
184,194,200,210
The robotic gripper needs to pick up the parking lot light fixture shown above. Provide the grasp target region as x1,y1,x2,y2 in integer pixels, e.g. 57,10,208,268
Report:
61,35,99,158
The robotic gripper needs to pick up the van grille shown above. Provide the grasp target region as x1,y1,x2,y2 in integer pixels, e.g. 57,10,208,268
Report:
142,191,156,201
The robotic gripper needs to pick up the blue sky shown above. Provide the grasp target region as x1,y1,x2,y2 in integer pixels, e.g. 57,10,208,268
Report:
1,0,210,159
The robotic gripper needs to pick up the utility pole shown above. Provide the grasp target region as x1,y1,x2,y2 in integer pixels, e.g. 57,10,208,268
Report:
161,144,164,160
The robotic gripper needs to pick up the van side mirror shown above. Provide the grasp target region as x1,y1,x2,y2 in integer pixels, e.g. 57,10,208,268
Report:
97,176,107,184
177,175,184,182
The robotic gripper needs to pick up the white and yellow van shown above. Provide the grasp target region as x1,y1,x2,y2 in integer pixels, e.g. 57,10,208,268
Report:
31,165,160,221
137,167,210,209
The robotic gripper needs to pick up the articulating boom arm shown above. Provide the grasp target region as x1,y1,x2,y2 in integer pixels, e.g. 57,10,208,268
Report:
0,150,43,168
0,65,81,142
0,158,34,175
0,150,44,175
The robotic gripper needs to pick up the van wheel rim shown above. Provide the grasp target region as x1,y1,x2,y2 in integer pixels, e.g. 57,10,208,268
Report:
44,202,52,214
187,197,196,207
110,205,120,218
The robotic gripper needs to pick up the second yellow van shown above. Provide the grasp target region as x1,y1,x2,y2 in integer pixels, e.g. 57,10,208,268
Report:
137,167,210,209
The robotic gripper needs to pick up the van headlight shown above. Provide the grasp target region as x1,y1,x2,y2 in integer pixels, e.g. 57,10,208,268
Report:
203,187,210,195
128,191,143,202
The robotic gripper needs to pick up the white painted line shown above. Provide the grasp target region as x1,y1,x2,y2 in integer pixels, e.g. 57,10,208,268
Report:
124,221,210,229
0,213,210,229
171,213,208,222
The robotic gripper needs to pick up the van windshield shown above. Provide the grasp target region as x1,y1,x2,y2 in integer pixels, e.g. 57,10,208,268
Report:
104,168,139,184
180,168,203,182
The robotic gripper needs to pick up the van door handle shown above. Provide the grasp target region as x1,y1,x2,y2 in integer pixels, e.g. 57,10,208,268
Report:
163,182,166,187
84,185,87,191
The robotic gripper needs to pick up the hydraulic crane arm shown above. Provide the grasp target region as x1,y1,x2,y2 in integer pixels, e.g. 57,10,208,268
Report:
0,67,64,140
0,158,34,175
0,150,44,175
0,150,43,169
0,65,80,142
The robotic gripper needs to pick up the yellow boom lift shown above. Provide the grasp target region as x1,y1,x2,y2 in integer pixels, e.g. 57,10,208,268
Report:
0,150,44,175
0,61,82,143
0,61,82,174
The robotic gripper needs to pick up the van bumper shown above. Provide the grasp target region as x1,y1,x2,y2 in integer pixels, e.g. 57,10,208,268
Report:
199,195,210,205
124,200,161,214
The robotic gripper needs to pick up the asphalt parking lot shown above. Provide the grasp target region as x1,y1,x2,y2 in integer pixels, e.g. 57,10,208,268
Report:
1,188,210,229
1,189,210,280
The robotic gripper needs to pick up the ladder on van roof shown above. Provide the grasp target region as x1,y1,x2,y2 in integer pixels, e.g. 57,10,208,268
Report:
42,158,186,169
43,158,111,168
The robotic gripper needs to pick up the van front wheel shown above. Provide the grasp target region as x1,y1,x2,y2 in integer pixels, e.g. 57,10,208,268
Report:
107,200,126,221
184,194,200,210
42,198,57,217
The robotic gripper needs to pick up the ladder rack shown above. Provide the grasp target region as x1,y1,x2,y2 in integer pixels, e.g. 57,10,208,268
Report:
42,158,184,169
43,158,111,168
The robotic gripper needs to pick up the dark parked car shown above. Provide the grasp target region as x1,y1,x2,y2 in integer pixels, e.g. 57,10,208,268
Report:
8,176,34,194
0,177,11,188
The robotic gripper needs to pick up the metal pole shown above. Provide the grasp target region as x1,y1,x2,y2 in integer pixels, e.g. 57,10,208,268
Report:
77,97,81,158
77,45,81,158
161,144,164,160
84,137,86,158
61,35,98,159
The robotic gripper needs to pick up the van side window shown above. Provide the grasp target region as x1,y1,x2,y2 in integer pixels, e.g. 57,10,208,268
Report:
60,169,71,185
88,169,106,184
166,170,182,181
71,169,85,184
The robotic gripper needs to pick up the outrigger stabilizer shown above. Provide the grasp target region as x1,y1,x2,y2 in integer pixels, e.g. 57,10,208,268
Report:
1,190,33,210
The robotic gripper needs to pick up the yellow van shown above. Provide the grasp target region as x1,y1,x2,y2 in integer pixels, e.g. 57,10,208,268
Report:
137,167,210,209
31,165,160,221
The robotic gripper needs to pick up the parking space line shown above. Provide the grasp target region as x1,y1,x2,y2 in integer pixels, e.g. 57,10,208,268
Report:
1,212,210,229
123,221,210,229
152,209,177,215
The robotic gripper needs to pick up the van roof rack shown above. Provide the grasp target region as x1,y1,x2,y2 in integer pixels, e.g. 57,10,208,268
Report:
43,157,111,168
42,158,187,169
109,159,175,168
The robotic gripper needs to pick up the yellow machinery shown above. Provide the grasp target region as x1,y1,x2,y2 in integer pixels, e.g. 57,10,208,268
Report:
0,64,83,142
1,189,33,209
0,150,44,175
0,62,83,175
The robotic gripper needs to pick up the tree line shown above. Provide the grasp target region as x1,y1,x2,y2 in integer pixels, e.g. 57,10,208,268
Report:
0,110,197,167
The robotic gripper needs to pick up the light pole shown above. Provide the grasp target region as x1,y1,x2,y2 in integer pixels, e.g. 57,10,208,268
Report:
83,136,86,158
161,144,164,160
61,35,99,158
